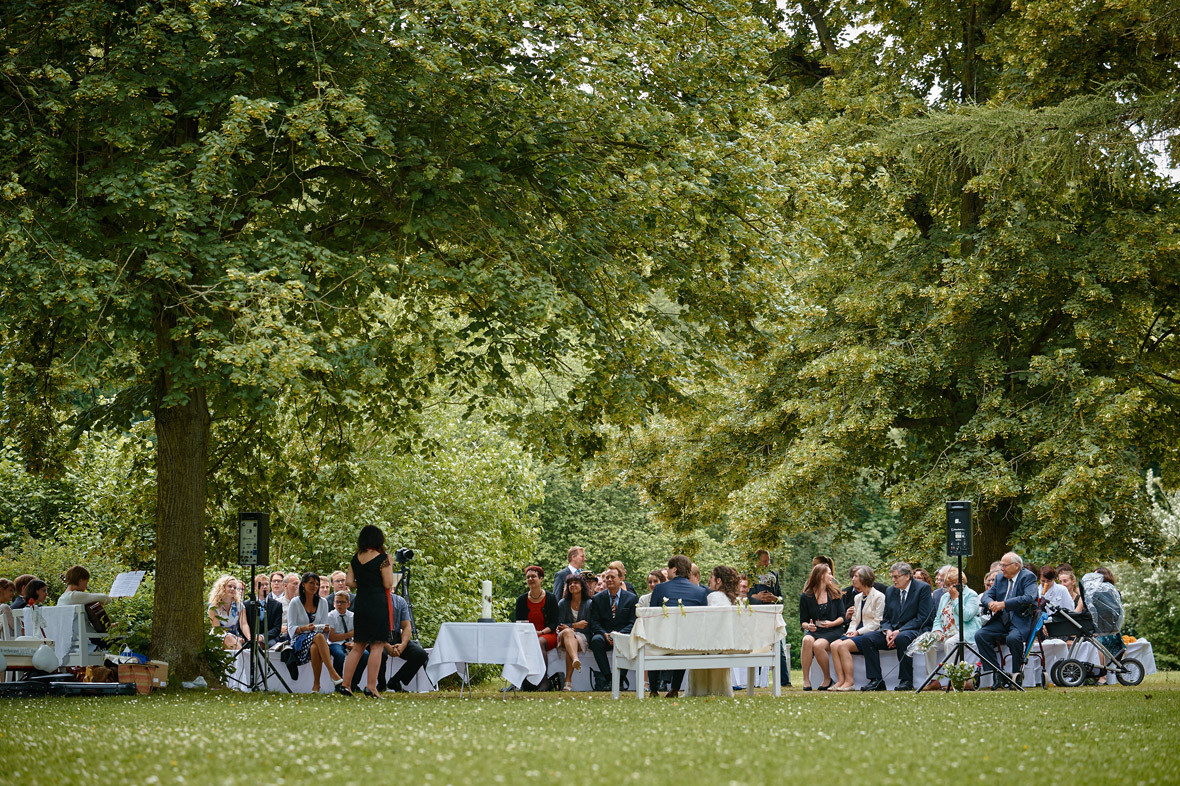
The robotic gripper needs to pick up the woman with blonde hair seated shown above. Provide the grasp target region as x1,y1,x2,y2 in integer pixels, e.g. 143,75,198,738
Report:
830,566,885,691
918,566,980,689
207,574,250,650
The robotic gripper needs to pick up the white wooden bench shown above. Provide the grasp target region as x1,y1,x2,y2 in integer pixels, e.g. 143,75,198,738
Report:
18,605,107,670
611,604,786,699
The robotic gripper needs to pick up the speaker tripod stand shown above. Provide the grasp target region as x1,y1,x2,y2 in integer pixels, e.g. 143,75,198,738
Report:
224,564,292,693
915,555,1023,692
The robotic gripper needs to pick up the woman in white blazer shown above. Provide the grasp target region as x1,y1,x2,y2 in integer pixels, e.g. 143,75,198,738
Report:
830,566,885,691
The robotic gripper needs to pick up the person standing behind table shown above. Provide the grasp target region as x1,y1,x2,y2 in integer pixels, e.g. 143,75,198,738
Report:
974,552,1039,688
556,573,593,691
920,567,981,690
553,546,586,600
326,591,354,677
588,567,639,692
10,574,36,611
382,589,430,692
830,566,885,691
648,555,709,697
852,561,933,692
799,564,845,691
342,525,395,698
749,550,791,688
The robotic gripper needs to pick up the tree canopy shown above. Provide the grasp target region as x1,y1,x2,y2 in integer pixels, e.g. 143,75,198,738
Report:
616,0,1180,581
0,0,789,673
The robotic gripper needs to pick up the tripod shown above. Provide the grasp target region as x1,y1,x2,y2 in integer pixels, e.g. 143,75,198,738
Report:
915,554,1023,692
397,561,418,639
224,564,291,693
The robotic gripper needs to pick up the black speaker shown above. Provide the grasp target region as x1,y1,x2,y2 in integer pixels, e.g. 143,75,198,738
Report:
945,501,972,557
238,512,270,566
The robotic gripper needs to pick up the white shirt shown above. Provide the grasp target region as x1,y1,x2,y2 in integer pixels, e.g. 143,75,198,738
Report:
1042,583,1074,614
57,590,112,607
327,608,354,638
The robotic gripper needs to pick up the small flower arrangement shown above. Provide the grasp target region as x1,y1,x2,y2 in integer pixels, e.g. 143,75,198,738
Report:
944,660,976,692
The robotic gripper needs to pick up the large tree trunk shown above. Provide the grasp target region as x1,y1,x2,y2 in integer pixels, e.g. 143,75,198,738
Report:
149,310,211,680
965,505,1013,586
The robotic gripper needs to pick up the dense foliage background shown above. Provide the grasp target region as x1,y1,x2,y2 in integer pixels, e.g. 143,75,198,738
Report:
1,0,1177,674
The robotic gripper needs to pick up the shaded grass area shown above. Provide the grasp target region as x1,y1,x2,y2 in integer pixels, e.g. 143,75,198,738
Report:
5,675,1180,785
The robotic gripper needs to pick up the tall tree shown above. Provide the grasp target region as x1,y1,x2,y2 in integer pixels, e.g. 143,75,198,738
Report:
618,0,1180,580
0,0,788,674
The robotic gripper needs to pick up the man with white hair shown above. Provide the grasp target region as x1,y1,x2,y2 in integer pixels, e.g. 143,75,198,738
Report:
974,551,1039,687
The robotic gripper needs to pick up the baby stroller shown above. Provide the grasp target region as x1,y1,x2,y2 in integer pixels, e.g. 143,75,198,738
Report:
1043,574,1144,688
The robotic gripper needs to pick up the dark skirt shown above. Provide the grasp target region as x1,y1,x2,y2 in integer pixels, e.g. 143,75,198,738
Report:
805,627,845,644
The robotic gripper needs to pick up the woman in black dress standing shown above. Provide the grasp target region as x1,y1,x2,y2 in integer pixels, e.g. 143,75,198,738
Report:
341,525,395,697
799,563,845,690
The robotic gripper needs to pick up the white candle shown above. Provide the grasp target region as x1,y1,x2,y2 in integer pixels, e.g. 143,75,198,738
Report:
481,580,493,619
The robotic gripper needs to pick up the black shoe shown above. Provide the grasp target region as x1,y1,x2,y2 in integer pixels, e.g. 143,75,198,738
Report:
391,681,407,693
860,679,886,692
334,683,353,697
895,681,914,692
362,687,382,699
803,685,812,691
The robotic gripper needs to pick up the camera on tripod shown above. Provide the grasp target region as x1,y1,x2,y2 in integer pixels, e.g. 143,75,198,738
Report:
395,548,415,564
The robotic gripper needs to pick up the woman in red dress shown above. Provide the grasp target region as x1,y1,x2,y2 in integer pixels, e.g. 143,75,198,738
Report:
514,565,558,656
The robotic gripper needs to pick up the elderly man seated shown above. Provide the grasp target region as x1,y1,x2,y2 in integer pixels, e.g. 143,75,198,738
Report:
974,551,1038,688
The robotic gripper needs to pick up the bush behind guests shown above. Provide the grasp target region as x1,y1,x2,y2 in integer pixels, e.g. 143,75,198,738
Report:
1116,559,1180,669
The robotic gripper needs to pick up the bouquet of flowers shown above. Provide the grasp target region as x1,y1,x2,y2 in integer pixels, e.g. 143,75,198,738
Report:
905,629,945,657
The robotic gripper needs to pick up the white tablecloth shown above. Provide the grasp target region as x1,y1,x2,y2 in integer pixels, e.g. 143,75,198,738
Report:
19,606,78,666
425,622,546,688
616,604,785,659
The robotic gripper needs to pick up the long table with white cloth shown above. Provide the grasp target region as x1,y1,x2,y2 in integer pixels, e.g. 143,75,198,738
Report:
425,622,546,692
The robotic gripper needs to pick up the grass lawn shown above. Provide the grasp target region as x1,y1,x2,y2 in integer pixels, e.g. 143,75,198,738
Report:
4,673,1179,785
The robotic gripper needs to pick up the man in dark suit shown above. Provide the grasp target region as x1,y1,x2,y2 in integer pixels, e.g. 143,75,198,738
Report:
974,552,1039,687
852,561,932,691
648,554,710,697
552,546,586,600
588,567,638,691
